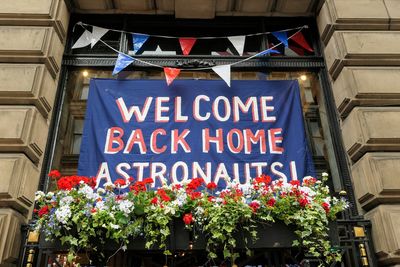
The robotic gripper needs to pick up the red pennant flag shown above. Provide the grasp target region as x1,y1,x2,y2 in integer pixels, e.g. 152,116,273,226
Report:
179,38,197,55
288,44,305,56
291,32,313,52
164,67,181,86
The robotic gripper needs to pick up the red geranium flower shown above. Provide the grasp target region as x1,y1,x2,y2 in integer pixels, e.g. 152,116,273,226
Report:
150,197,158,204
253,174,272,185
114,178,126,187
157,189,171,202
38,206,50,217
206,182,217,190
322,202,330,213
183,213,194,225
298,197,309,207
187,178,205,190
267,198,276,207
143,177,154,185
290,180,300,187
249,201,260,213
48,170,61,179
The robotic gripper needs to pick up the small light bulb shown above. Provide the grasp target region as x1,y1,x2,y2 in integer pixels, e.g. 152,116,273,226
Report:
82,70,89,77
300,74,307,81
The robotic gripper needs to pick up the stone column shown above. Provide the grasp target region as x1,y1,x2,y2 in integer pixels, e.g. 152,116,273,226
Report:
318,0,400,265
0,0,69,266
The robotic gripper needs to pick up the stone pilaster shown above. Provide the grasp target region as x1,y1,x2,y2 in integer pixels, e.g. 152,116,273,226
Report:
318,0,400,265
0,0,69,266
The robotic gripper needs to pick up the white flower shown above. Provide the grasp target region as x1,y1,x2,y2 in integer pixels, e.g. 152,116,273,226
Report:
60,196,74,206
35,191,45,201
164,206,176,215
110,223,120,229
118,200,134,214
79,184,96,199
239,184,252,195
195,206,204,216
300,186,316,197
55,206,72,224
322,172,329,177
46,192,54,198
95,200,106,211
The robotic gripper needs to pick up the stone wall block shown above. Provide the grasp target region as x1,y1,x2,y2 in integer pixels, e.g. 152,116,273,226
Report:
175,0,216,19
274,0,312,14
318,0,389,44
352,153,400,210
0,154,39,214
342,107,400,162
0,209,25,266
365,205,400,265
333,67,400,117
384,0,400,30
324,31,400,80
0,0,69,42
0,26,64,78
0,64,56,118
0,106,49,164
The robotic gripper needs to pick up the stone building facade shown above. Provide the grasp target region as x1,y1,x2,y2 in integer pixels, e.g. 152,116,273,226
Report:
0,0,399,266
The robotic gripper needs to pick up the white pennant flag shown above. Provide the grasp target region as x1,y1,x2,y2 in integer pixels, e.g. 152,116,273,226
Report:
72,30,92,49
228,35,246,56
212,65,231,87
91,26,108,48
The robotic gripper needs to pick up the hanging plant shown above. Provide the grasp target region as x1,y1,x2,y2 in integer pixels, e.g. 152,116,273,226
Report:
34,171,348,265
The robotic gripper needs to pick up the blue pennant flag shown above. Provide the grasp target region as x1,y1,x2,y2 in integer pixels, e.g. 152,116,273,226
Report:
272,31,288,47
132,33,149,54
258,48,281,56
112,53,134,75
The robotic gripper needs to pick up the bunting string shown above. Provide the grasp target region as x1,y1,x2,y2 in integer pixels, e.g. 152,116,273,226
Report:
74,22,313,86
75,21,307,39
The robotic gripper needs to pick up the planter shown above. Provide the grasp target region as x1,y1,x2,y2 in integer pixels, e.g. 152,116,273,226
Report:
40,220,296,251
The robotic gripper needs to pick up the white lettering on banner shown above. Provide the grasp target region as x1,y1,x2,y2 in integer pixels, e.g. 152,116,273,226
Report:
104,127,284,155
94,161,299,188
89,90,308,189
115,95,276,123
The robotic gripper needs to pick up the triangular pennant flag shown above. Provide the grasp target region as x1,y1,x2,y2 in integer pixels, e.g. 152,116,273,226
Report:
271,31,288,47
112,53,134,75
291,32,313,52
132,33,150,54
288,44,305,56
164,67,181,86
259,48,281,56
72,30,92,49
228,35,246,56
212,65,231,87
91,26,108,48
179,38,197,56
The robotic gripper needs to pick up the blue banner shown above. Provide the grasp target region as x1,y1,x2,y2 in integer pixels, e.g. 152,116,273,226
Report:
78,79,315,188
